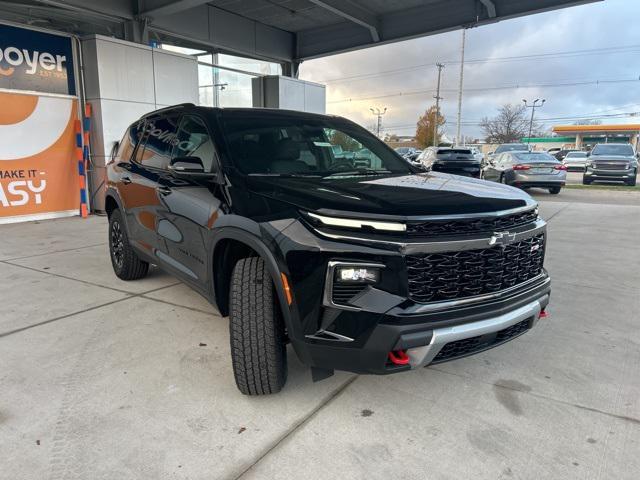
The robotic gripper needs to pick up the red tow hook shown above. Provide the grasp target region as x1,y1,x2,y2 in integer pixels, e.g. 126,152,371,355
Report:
539,309,549,319
388,350,410,365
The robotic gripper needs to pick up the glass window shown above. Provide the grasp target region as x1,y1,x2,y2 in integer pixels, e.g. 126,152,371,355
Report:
116,123,141,162
514,152,557,163
591,144,635,156
222,114,411,176
172,115,216,173
137,116,179,170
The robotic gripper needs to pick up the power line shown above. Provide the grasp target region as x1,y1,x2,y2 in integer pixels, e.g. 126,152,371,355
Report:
319,44,640,84
327,77,640,104
378,111,640,132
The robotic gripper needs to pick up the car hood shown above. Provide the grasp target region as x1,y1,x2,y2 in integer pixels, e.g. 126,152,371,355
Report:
245,172,534,217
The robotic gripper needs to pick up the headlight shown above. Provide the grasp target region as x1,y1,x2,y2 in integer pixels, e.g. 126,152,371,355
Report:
306,212,406,232
336,266,380,283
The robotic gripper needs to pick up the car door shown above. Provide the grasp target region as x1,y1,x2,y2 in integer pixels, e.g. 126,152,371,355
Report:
118,115,177,258
157,113,224,285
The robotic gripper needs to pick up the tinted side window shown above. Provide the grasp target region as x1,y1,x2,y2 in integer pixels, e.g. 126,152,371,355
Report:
138,115,179,170
173,115,216,173
115,122,142,163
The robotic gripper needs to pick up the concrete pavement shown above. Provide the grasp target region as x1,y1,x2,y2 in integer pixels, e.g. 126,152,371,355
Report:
1,193,639,479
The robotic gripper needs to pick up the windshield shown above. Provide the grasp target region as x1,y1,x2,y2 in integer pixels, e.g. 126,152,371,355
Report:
565,152,587,158
222,114,412,176
496,144,528,153
514,152,557,163
591,144,635,156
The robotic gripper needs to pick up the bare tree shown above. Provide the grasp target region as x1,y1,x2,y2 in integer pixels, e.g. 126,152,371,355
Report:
480,103,542,143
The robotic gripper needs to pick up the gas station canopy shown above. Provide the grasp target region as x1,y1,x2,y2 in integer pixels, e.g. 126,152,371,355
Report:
1,0,600,65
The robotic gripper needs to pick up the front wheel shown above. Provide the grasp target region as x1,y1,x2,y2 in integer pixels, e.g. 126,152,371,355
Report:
108,209,149,280
229,256,287,395
626,174,637,187
582,177,592,185
549,187,561,195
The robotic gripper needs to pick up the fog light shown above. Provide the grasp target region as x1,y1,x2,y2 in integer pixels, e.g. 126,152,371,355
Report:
336,266,380,283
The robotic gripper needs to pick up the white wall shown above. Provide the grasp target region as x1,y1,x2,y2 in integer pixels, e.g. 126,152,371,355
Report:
252,76,326,114
82,35,198,210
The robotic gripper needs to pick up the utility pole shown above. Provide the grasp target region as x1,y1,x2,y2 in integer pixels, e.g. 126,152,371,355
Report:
523,98,546,145
455,28,466,147
370,107,387,138
433,63,445,147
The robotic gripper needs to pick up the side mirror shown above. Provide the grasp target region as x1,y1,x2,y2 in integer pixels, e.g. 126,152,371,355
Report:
586,152,591,157
169,156,206,174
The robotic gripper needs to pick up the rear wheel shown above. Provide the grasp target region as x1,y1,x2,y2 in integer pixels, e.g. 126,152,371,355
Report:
229,256,287,395
549,187,561,195
108,209,149,280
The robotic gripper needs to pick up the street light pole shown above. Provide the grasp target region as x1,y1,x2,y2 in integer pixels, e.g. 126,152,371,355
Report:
455,28,466,147
370,107,387,138
433,63,445,147
523,98,546,145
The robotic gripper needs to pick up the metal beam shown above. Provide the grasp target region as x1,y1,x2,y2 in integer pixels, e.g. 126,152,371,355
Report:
308,0,380,42
142,0,210,18
479,0,497,18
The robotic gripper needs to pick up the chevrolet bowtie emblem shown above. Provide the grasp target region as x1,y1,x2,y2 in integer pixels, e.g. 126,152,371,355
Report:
489,231,516,247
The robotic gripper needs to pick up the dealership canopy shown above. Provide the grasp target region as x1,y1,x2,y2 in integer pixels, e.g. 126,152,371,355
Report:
0,0,600,67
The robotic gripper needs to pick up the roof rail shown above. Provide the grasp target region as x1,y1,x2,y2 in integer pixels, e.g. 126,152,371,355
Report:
143,103,195,117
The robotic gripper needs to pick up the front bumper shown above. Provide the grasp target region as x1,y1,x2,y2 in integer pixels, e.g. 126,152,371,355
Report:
292,273,550,375
511,171,566,188
280,215,551,376
584,168,636,181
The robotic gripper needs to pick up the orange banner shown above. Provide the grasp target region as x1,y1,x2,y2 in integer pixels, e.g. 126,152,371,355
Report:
0,91,79,222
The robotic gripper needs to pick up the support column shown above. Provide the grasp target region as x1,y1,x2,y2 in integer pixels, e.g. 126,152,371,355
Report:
575,133,583,149
282,61,301,78
123,18,149,44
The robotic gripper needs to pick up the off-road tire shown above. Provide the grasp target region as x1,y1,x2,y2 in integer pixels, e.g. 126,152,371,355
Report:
229,256,287,395
549,187,561,194
108,209,149,280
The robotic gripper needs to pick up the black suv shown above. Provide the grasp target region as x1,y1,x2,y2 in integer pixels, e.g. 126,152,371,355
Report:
583,143,638,186
106,104,551,395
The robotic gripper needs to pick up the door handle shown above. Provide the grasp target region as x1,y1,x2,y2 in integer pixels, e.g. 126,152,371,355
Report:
121,176,132,184
157,186,172,195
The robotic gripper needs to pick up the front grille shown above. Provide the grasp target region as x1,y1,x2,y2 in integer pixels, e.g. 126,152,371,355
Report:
332,283,367,306
406,234,545,303
594,162,628,170
406,208,538,238
432,318,531,363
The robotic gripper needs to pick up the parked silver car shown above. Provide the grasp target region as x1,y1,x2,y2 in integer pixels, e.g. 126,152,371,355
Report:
563,151,588,172
482,151,567,194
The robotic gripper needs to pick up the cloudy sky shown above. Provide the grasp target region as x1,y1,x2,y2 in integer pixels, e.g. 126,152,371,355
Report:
299,0,640,140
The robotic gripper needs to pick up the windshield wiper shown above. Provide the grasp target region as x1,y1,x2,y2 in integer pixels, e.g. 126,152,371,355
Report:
248,173,322,178
323,169,391,177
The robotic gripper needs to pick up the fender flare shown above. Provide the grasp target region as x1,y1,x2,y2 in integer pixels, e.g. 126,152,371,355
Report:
211,226,298,336
104,187,125,216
